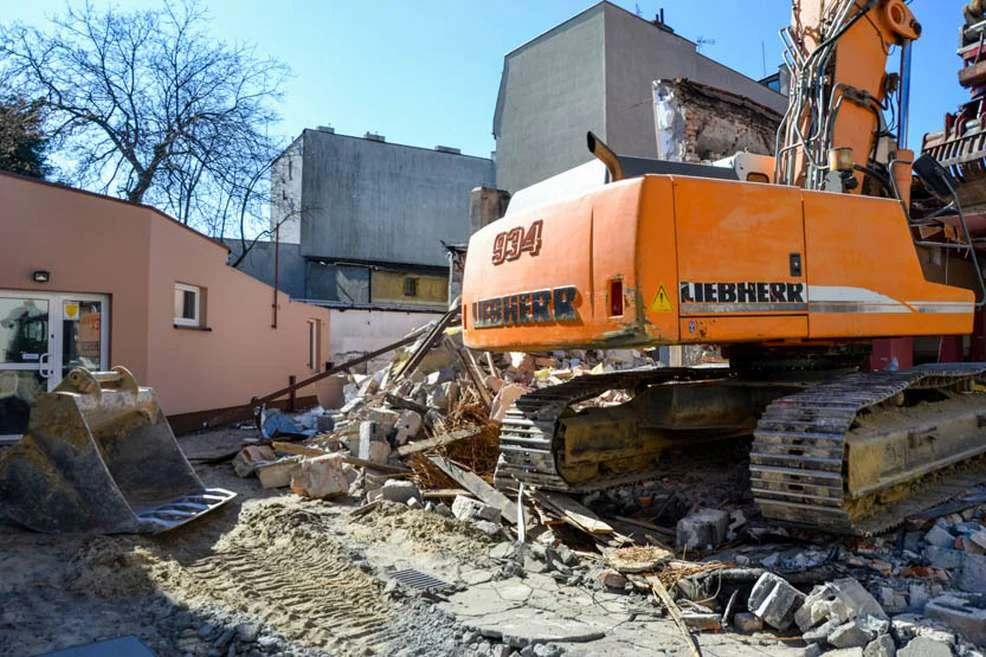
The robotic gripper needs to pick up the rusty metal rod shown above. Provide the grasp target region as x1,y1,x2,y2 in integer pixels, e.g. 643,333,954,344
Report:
250,324,430,407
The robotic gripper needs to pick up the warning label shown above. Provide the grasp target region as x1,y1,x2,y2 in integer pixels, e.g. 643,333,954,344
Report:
650,286,673,313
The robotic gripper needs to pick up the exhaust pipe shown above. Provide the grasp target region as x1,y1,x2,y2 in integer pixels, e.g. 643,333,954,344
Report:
587,131,624,182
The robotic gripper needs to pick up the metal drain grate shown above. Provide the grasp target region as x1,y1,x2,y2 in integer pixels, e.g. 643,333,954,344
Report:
389,569,452,593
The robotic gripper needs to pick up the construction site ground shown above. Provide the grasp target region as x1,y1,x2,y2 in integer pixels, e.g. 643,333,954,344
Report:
1,427,806,657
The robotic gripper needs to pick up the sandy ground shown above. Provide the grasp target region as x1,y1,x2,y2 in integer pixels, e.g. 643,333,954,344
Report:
0,429,806,657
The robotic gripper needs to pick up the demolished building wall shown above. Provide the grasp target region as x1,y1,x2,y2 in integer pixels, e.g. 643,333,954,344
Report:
653,77,783,163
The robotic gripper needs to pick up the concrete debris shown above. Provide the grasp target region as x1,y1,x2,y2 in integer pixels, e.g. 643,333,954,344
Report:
926,525,958,548
232,445,275,477
960,553,986,593
452,495,500,523
676,508,729,552
289,454,348,499
796,577,887,635
596,568,628,590
863,634,897,657
749,571,805,630
926,545,966,570
925,593,986,646
256,456,302,489
394,410,423,444
827,615,889,649
899,636,954,657
379,479,421,504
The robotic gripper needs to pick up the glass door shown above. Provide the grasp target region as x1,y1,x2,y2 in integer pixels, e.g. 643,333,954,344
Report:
59,298,107,380
0,292,110,441
0,295,52,439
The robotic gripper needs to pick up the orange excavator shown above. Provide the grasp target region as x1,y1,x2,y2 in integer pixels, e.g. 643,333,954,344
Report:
461,0,986,534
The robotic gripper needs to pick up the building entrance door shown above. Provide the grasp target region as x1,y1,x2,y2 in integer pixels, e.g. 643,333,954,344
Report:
0,291,110,441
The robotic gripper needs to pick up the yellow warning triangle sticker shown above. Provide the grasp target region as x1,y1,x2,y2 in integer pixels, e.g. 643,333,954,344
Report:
650,286,673,313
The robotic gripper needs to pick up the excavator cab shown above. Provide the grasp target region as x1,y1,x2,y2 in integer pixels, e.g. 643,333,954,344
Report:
0,366,234,534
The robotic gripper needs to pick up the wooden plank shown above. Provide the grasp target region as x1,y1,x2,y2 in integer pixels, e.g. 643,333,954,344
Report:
421,488,470,499
393,307,460,380
272,441,327,457
645,575,703,657
461,346,493,406
350,500,382,518
536,491,613,535
341,455,412,474
427,455,518,525
396,426,482,457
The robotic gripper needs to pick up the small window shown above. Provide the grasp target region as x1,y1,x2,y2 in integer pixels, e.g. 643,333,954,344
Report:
174,283,201,327
403,277,418,297
307,319,320,370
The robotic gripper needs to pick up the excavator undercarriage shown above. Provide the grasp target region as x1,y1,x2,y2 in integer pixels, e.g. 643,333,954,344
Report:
496,359,986,536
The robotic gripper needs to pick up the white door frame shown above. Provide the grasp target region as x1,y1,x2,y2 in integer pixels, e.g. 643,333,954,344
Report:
0,290,110,440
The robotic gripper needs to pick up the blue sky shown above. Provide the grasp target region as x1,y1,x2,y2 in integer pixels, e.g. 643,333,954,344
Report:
1,0,972,158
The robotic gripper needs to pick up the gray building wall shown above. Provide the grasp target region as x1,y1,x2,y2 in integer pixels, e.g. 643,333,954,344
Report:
270,135,304,244
304,261,370,305
492,7,606,195
298,130,494,268
493,1,788,192
225,239,306,300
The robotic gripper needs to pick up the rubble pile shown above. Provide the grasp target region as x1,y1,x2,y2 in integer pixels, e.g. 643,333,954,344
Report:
226,316,986,656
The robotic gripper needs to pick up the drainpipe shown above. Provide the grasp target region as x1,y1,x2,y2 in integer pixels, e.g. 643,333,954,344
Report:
272,226,280,329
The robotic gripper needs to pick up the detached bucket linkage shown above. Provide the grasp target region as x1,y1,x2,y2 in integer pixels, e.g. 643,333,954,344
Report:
0,366,234,534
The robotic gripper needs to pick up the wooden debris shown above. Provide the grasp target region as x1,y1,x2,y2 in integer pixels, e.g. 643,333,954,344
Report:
396,426,483,457
645,574,703,657
272,441,327,457
350,500,382,518
603,545,674,573
421,488,470,499
341,455,411,474
393,306,460,380
427,455,518,525
534,490,613,535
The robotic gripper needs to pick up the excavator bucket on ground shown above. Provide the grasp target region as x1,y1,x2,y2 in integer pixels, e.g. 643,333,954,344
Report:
0,366,235,534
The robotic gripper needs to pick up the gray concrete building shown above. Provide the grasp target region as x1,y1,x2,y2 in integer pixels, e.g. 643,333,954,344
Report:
493,2,787,192
265,128,494,310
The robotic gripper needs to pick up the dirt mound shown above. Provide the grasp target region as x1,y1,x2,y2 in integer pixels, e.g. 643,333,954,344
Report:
68,537,163,598
348,502,493,561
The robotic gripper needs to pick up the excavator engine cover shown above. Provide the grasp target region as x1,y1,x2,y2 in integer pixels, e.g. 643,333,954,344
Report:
0,366,235,534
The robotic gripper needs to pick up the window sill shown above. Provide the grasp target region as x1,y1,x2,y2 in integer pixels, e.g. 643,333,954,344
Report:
173,324,212,331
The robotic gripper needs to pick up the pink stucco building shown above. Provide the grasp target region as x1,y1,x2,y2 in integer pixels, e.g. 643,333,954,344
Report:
0,172,331,438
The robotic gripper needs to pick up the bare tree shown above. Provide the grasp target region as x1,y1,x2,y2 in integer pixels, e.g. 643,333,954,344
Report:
0,0,288,233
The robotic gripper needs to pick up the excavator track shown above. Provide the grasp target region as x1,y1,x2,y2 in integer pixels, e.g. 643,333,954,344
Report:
751,362,986,535
495,367,732,492
498,363,986,535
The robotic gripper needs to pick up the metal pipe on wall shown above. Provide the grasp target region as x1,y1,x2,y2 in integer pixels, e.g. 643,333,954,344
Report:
272,225,280,329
